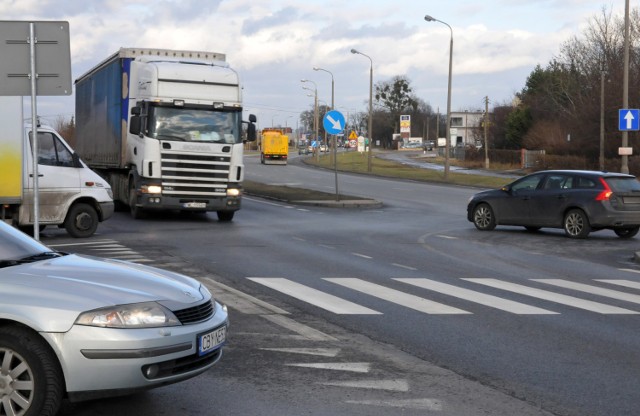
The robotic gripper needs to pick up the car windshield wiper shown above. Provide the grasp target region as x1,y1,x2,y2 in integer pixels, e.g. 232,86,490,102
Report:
157,134,186,141
0,251,67,268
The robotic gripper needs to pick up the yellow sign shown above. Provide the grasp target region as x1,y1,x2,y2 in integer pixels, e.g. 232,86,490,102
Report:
348,130,358,139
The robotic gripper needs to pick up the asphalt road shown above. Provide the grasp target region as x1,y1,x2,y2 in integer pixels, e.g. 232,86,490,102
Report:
40,151,640,416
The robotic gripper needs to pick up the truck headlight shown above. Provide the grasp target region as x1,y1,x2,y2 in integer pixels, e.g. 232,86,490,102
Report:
75,302,180,328
226,188,241,197
141,185,162,194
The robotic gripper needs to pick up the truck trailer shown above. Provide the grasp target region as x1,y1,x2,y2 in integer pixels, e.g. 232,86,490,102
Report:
74,48,257,221
260,129,289,165
0,96,114,238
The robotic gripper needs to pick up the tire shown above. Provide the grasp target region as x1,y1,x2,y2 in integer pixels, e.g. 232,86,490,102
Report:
0,326,64,416
217,211,234,222
472,203,496,231
64,203,98,238
563,209,591,239
129,185,146,220
614,226,640,239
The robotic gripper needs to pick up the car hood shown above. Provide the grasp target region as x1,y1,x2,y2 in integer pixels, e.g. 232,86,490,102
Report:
0,254,204,331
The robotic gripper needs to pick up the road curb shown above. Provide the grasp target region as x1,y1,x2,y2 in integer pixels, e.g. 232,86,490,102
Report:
292,199,383,209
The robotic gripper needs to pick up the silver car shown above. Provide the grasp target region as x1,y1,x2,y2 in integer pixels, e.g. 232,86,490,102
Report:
0,221,228,415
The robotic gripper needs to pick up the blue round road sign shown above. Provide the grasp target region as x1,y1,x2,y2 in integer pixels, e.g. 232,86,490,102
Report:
323,110,345,135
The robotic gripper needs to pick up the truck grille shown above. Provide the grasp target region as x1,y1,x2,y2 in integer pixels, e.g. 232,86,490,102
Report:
161,150,231,197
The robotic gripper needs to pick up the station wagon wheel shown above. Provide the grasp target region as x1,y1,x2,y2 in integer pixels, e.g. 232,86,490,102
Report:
564,209,591,239
614,226,640,239
473,203,496,231
0,326,63,416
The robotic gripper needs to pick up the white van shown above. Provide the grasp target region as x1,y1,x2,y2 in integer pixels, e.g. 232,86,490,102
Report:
0,97,114,238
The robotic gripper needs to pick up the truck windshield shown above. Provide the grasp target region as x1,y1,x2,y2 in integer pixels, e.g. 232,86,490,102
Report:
148,106,242,144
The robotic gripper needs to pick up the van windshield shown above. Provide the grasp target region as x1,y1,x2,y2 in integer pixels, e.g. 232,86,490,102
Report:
148,106,242,144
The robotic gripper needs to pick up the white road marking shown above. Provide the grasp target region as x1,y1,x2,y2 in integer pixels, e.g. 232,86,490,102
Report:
205,278,289,314
351,252,372,259
319,379,409,392
396,278,557,315
259,348,340,357
535,279,640,305
466,278,639,314
598,279,640,291
325,278,470,314
436,235,457,240
48,240,117,247
345,398,443,411
618,268,640,274
261,314,337,341
286,362,371,373
248,278,381,315
391,263,417,271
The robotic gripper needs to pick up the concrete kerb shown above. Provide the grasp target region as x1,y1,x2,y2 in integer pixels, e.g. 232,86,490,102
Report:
292,199,383,208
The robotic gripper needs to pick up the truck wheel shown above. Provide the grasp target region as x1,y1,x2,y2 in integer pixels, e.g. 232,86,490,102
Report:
64,203,98,238
0,326,64,416
129,186,146,219
217,211,234,222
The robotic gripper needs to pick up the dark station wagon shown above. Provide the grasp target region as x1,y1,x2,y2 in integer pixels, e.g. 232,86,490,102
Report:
467,170,640,239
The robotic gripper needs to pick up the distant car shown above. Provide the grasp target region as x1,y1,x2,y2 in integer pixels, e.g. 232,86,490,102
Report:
0,221,228,415
319,144,329,152
298,146,310,155
467,170,640,238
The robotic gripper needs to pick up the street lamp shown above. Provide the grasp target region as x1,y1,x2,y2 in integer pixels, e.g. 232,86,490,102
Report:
350,48,373,172
301,79,319,161
425,14,453,180
314,66,340,199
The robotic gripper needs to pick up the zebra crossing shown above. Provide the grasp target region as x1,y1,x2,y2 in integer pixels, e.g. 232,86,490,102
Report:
248,277,640,316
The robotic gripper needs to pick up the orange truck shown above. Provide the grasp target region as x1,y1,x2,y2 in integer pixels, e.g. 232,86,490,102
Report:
260,129,289,165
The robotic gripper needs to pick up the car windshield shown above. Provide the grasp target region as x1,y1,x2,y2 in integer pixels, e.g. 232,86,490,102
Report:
605,177,640,193
0,222,52,262
148,106,242,144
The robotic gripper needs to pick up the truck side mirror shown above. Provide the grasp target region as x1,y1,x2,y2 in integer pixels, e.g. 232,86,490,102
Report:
245,114,257,142
129,115,142,136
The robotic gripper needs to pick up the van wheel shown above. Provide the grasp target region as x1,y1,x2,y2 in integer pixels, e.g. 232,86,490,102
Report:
64,203,98,238
614,226,640,239
0,326,64,416
217,211,234,222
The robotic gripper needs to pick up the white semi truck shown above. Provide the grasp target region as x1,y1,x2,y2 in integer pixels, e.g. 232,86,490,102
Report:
74,48,257,221
0,96,114,238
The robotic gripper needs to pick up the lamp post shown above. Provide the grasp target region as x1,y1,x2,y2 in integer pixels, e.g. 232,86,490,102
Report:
425,14,453,180
350,49,373,172
622,0,630,174
301,79,319,162
314,66,340,199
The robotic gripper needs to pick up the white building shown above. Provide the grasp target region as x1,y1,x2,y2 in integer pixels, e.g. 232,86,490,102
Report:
450,110,485,147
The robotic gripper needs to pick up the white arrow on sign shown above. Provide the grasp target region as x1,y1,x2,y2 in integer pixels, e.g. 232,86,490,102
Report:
625,110,636,129
326,114,343,130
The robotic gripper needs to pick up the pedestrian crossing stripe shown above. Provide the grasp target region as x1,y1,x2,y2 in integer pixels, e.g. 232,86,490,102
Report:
248,277,640,315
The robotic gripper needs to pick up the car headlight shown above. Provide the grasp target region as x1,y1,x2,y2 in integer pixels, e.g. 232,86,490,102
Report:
75,302,181,328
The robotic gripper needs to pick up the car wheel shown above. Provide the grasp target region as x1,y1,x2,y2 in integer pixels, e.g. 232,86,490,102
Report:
64,203,98,238
473,203,496,231
0,326,63,416
564,209,591,239
614,226,640,239
217,211,234,222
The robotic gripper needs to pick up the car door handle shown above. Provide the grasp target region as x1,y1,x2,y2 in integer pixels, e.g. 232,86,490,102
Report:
29,174,44,177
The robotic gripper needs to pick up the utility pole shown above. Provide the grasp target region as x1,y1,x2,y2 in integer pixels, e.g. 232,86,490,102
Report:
484,96,490,170
622,0,630,173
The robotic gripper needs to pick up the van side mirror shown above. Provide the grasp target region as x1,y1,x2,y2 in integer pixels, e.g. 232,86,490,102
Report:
72,152,82,168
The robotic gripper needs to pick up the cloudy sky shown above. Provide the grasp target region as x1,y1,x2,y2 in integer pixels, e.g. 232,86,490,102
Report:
0,0,623,129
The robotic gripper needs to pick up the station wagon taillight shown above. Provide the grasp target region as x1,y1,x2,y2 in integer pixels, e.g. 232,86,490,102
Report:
596,178,613,201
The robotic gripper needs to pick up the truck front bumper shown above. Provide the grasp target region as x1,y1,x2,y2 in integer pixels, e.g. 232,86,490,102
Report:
138,194,241,212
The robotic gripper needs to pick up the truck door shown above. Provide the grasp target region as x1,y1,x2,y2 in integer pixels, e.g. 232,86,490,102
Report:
25,131,81,223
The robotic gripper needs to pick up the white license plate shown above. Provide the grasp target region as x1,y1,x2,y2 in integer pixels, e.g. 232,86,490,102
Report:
198,326,226,356
183,202,206,208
